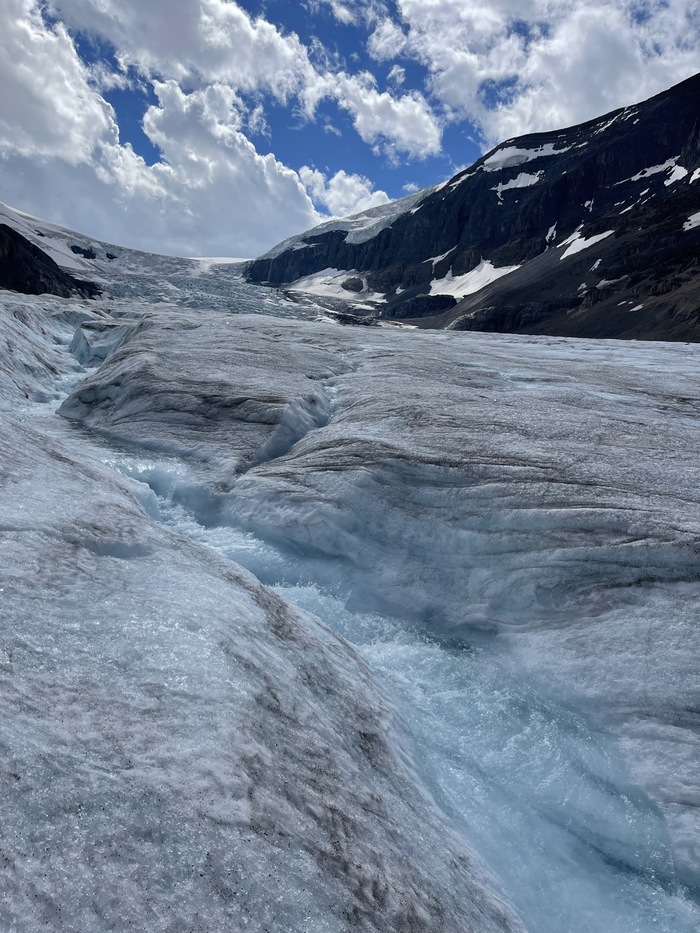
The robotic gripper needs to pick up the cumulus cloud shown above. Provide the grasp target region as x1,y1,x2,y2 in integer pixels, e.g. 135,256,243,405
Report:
1,0,697,258
331,73,442,158
0,0,117,162
300,166,390,216
385,0,700,142
50,0,316,100
0,2,322,256
1,79,322,258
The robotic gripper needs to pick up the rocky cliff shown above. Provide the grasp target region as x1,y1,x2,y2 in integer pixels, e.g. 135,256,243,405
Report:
247,73,700,340
0,223,100,299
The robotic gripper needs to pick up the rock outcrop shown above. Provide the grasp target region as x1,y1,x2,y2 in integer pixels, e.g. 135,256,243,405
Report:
0,223,100,298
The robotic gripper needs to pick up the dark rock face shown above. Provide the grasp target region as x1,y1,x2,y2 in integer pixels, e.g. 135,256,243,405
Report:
248,73,700,340
341,276,364,292
0,224,100,298
70,244,97,259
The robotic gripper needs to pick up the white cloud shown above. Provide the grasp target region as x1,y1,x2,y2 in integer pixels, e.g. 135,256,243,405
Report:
388,0,700,143
387,64,406,86
300,166,390,216
50,0,316,101
368,18,408,60
311,0,386,27
0,0,117,163
332,73,442,158
310,0,357,25
0,3,321,257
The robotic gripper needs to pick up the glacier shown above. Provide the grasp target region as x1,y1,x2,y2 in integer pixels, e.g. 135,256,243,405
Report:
1,227,699,931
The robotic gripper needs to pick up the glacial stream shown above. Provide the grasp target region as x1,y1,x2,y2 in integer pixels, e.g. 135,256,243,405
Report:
107,453,698,933
24,296,699,933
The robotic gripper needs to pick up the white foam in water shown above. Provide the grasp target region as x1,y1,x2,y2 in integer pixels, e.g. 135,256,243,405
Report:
126,461,699,933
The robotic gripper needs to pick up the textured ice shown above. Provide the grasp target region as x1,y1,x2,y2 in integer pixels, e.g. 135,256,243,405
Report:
2,232,700,931
1,296,522,932
57,303,700,895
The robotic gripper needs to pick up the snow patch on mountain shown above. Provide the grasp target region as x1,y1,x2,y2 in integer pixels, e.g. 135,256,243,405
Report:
683,211,700,231
492,172,543,202
481,142,573,172
665,165,689,186
426,246,457,267
617,158,679,185
286,268,385,302
560,229,614,260
0,201,108,276
430,259,520,299
256,187,437,260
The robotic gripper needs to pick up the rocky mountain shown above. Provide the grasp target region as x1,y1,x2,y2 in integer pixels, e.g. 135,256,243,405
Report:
247,73,700,340
0,223,100,299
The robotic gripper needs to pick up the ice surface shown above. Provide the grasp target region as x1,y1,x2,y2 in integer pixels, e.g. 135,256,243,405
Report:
1,295,523,932
2,242,700,931
56,301,700,895
429,259,521,299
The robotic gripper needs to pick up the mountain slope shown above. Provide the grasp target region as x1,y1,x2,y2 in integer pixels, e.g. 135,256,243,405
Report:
0,223,100,298
247,73,700,340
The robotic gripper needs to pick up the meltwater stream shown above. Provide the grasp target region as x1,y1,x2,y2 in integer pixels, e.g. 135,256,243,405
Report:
112,455,698,933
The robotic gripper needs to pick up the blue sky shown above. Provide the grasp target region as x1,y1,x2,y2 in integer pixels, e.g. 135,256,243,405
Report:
0,0,698,256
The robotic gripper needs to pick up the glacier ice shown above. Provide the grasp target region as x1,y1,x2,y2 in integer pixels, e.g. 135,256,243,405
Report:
1,296,523,932
1,238,700,932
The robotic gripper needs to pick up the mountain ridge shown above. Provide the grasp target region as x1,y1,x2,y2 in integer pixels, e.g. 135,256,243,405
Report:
247,73,700,340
